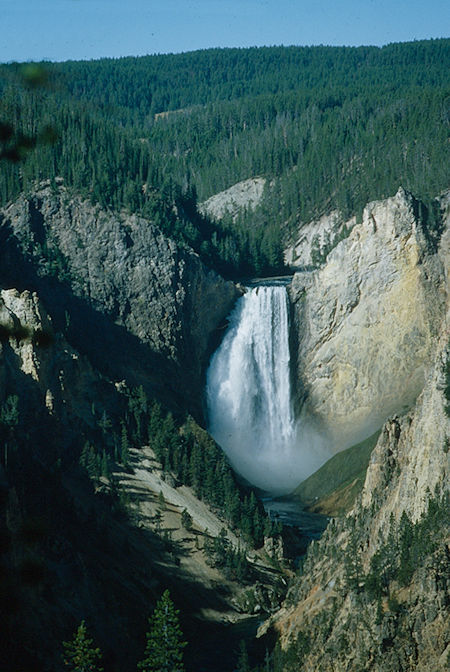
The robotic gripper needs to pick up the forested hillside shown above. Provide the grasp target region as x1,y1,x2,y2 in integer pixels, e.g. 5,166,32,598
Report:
0,40,449,672
1,40,449,276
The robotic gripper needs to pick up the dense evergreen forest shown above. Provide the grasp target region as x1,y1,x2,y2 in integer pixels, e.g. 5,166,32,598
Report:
1,40,449,276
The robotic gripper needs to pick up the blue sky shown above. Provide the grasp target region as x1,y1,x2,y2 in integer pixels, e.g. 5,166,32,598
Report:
1,0,449,63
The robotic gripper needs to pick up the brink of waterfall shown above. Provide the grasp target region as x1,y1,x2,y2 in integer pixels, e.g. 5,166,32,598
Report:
206,284,329,494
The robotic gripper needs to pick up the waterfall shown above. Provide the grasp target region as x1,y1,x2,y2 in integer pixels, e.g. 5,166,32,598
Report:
206,285,298,493
206,283,331,493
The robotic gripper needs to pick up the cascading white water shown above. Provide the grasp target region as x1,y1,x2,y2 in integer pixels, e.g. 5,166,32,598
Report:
206,284,331,493
205,285,300,493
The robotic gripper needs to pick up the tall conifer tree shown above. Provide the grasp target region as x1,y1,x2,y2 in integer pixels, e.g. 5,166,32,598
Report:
62,620,103,672
138,590,186,672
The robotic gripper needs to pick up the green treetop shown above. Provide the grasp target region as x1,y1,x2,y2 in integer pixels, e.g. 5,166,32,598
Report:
138,589,186,672
62,620,103,672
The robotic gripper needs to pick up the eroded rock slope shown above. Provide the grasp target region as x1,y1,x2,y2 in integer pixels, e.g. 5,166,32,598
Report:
265,190,450,671
289,187,447,450
267,331,449,670
0,183,239,412
199,177,266,222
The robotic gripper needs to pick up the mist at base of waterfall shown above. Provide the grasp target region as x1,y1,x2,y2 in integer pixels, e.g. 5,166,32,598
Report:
208,414,332,495
206,285,332,495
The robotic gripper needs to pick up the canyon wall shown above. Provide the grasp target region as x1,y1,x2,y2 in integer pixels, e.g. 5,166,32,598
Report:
289,187,447,451
0,183,239,412
266,190,450,671
0,287,124,437
266,332,449,670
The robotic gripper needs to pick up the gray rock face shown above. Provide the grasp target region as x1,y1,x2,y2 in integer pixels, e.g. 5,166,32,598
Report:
263,188,450,672
284,210,351,268
0,288,122,438
362,335,449,527
0,185,239,411
289,188,447,451
199,177,266,222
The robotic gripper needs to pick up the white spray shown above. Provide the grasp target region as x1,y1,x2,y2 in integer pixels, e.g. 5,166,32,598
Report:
206,285,329,493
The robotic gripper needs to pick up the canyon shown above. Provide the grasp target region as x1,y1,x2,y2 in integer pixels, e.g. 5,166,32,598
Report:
0,182,448,671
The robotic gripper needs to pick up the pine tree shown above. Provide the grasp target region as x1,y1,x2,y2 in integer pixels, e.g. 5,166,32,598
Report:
153,509,163,533
158,490,166,510
120,422,130,466
138,590,186,672
101,450,111,479
62,620,103,672
181,508,193,531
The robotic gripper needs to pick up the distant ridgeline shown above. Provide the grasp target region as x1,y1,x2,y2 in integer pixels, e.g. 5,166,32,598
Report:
1,39,449,277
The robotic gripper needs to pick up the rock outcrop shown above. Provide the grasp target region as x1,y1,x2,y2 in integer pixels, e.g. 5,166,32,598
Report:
285,210,351,268
0,287,124,442
199,177,266,222
289,188,447,451
0,184,239,413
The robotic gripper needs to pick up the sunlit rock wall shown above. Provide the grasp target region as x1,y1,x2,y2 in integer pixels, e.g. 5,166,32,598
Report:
289,188,447,451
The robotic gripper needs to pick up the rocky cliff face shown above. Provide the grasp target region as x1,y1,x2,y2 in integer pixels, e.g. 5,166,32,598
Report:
285,210,351,268
264,191,450,671
289,187,447,451
266,332,449,670
0,183,239,413
199,177,266,222
0,287,129,454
